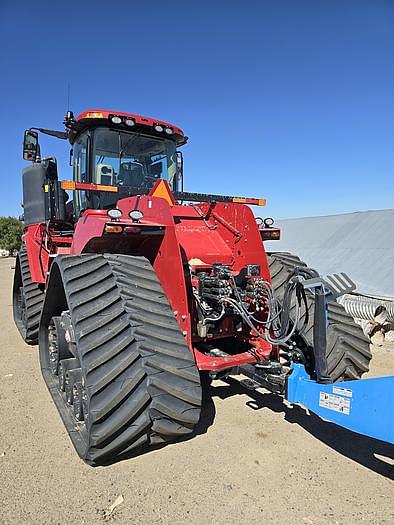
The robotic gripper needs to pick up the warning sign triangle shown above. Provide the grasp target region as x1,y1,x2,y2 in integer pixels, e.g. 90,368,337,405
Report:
149,179,176,206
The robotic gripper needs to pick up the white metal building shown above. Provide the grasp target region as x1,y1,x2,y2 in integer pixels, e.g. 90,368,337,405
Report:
265,209,394,299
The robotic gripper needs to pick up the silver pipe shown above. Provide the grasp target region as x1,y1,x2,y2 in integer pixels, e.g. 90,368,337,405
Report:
339,295,394,322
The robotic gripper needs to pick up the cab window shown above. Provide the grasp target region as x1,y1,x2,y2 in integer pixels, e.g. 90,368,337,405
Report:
93,127,177,192
73,133,88,217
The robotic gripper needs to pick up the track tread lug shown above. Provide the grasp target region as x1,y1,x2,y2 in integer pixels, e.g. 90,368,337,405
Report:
13,245,45,345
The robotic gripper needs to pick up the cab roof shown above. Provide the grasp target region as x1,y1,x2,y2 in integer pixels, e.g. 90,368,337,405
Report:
70,109,187,146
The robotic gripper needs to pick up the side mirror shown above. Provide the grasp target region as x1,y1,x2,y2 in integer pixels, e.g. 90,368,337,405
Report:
23,130,39,161
176,151,184,192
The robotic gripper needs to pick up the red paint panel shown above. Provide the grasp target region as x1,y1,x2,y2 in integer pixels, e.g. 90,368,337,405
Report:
75,109,185,138
173,202,270,279
23,224,50,283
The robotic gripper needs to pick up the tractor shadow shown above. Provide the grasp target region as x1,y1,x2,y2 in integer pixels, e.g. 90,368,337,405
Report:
101,378,392,477
208,377,394,480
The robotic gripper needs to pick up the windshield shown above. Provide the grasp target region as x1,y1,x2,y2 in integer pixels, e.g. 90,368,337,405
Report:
93,127,177,191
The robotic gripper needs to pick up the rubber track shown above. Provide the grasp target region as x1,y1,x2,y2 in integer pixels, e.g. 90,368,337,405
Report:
267,252,372,381
43,254,201,464
13,245,45,345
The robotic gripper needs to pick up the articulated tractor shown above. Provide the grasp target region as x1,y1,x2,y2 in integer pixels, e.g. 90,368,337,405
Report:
13,109,392,464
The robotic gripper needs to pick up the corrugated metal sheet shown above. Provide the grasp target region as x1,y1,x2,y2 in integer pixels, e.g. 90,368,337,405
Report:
265,209,394,299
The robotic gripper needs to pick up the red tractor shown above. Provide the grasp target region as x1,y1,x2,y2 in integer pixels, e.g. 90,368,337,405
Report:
13,109,373,464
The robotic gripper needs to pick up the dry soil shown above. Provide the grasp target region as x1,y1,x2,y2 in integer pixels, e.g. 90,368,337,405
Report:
0,257,393,524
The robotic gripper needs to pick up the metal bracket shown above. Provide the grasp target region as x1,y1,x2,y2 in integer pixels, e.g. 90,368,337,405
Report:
237,363,286,394
301,273,356,301
290,271,357,384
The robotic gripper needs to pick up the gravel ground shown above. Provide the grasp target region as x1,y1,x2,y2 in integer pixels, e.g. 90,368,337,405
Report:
0,257,393,525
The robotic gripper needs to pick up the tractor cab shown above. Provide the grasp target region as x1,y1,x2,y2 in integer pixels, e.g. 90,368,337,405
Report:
68,110,186,217
22,110,186,222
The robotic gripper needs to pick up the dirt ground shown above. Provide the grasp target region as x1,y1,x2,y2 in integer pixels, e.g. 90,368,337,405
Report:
0,257,393,525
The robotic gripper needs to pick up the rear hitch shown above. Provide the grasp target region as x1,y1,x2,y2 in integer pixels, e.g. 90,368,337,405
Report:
236,361,286,395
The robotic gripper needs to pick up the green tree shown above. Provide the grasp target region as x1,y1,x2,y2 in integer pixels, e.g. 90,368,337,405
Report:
0,217,23,254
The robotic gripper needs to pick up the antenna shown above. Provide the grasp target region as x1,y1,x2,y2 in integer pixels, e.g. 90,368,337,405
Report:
67,81,71,112
64,82,74,134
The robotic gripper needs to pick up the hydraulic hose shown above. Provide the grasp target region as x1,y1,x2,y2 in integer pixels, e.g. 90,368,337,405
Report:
226,269,308,346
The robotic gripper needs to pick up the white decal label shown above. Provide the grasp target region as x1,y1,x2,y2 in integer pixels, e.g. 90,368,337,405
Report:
319,392,351,415
332,386,353,398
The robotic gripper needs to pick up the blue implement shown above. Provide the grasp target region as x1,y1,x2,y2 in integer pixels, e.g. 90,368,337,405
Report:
286,364,394,444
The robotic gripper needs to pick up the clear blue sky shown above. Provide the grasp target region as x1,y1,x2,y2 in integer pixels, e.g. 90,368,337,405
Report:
1,0,393,219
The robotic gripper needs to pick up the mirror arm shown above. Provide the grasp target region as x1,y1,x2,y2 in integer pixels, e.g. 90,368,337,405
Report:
31,127,68,140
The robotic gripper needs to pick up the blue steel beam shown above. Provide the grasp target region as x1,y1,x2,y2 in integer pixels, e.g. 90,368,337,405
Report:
287,364,394,444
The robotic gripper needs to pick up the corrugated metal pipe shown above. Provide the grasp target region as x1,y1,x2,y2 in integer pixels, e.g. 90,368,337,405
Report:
338,294,394,322
338,294,394,345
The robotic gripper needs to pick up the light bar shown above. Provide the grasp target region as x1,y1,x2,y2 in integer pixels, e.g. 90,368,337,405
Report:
60,180,266,206
61,181,118,192
260,228,281,241
85,112,104,119
232,197,266,206
105,224,123,234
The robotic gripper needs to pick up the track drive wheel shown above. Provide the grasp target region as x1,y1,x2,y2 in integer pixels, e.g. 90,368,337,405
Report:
13,245,45,345
39,254,202,465
267,252,372,381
